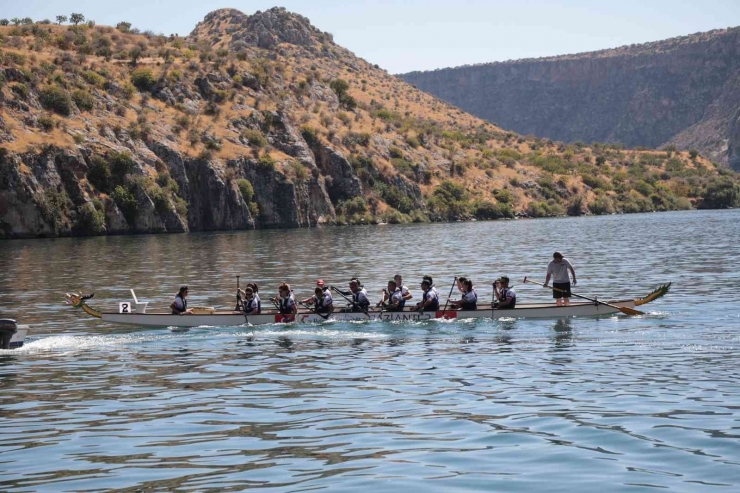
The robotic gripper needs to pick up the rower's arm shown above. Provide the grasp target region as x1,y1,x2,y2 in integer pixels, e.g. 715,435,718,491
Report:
544,273,552,286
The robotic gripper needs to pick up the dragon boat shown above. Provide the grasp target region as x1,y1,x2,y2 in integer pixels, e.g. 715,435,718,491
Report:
65,284,671,328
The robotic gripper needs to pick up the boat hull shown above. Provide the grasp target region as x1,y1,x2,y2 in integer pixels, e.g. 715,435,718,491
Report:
99,300,636,328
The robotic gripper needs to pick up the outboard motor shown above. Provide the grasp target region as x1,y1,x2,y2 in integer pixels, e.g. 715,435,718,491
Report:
0,319,18,350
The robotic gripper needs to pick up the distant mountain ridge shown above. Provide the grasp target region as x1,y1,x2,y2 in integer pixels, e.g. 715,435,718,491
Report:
400,27,740,169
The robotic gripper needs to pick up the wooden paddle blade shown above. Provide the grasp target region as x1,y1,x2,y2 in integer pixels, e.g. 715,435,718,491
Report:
618,306,645,316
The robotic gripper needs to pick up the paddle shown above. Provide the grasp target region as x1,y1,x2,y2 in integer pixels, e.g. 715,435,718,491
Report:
523,277,644,316
234,275,243,311
441,277,458,317
301,300,331,320
331,285,370,318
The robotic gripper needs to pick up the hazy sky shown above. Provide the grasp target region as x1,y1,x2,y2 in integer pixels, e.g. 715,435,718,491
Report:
2,0,739,73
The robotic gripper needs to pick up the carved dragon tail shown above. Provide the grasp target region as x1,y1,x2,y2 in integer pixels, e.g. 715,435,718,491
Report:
65,292,102,318
635,282,671,306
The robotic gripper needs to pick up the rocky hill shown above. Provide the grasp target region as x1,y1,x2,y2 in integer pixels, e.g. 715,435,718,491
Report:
1,8,739,239
400,27,740,169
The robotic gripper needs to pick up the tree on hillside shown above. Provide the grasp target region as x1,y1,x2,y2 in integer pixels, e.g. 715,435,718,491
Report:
70,13,85,25
0,19,9,26
11,18,21,26
128,46,143,65
21,17,33,25
116,21,132,33
56,15,68,24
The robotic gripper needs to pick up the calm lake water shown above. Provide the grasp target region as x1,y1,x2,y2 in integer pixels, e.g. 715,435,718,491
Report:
1,210,739,492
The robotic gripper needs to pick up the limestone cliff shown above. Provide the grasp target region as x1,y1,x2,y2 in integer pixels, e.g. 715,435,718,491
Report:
400,27,740,168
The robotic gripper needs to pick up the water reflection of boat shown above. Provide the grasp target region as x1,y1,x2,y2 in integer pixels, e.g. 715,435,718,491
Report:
64,284,670,329
0,319,29,350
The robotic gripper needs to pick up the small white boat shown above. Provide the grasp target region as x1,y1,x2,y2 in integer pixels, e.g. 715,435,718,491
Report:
0,319,29,350
64,284,670,329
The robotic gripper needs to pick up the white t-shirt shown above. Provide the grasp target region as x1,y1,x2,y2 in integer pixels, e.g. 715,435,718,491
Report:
400,285,410,298
547,258,574,283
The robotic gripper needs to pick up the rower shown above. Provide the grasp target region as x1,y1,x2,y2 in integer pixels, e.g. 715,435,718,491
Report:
273,283,297,316
377,280,404,311
170,286,192,315
414,278,439,312
493,276,516,309
393,274,413,305
423,275,438,297
348,279,370,312
240,286,261,315
450,278,477,310
302,286,334,314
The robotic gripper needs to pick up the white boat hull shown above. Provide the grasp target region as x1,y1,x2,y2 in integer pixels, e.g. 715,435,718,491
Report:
99,300,637,328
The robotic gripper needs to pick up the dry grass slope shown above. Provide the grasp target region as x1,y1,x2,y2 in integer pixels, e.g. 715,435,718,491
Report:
1,7,738,237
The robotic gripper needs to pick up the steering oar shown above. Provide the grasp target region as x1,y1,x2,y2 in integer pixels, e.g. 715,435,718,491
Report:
523,277,644,316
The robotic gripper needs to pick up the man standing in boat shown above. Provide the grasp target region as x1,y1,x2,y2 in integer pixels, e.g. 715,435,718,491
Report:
545,252,577,306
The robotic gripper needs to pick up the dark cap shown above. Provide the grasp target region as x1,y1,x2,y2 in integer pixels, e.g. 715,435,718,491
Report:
553,252,563,259
496,276,510,284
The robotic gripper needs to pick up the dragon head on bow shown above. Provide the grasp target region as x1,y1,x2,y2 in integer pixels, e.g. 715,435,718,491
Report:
65,292,102,318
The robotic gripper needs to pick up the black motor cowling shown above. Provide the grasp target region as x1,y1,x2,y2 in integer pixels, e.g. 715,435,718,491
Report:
0,319,18,350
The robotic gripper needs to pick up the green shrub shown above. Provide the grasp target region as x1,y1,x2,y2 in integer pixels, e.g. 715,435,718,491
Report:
87,156,112,192
37,189,70,233
76,202,106,234
493,188,514,204
237,179,255,203
337,196,367,216
109,151,136,185
581,173,610,190
242,129,267,148
405,135,420,148
131,68,156,90
39,85,72,116
374,182,413,214
300,125,319,147
434,181,468,202
257,155,275,172
121,82,136,99
82,70,105,87
391,158,415,180
588,196,615,215
37,114,55,132
11,83,30,99
700,178,739,209
633,180,654,197
291,161,308,182
473,200,512,220
111,185,139,224
72,89,95,111
148,185,170,215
